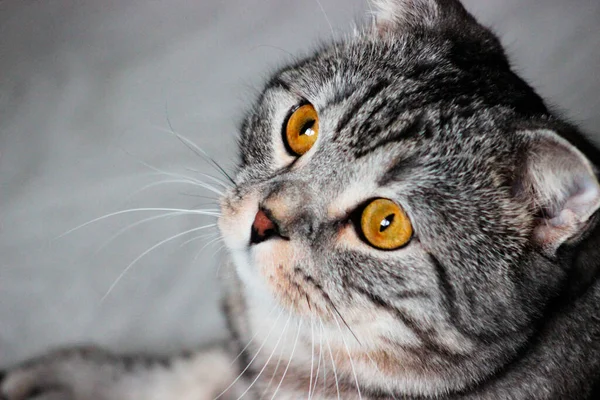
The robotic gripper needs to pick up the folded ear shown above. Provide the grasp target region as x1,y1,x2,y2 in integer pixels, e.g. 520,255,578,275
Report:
518,130,600,254
372,0,470,33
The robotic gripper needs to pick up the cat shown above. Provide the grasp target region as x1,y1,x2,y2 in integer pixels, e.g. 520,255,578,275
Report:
2,0,600,399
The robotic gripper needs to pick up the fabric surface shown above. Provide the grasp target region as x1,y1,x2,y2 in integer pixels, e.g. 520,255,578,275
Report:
1,0,599,367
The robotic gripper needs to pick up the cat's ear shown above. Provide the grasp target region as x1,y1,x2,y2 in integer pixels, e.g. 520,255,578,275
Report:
518,130,600,254
372,0,468,33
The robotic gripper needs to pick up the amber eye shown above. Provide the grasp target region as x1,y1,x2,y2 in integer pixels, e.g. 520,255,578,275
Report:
284,103,319,156
360,198,413,250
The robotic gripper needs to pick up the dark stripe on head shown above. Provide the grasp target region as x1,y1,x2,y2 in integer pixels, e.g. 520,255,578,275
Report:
378,154,418,186
320,85,361,114
264,77,291,93
429,253,463,329
351,284,461,359
358,113,431,158
335,81,389,136
429,253,502,342
350,282,429,304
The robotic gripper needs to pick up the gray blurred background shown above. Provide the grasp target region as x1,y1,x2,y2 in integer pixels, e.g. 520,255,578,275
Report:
1,0,599,367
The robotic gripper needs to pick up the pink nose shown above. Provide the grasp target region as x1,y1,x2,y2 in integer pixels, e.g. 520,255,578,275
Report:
251,209,277,244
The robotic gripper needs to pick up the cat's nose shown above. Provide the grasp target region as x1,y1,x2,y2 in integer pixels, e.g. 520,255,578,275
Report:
250,209,284,245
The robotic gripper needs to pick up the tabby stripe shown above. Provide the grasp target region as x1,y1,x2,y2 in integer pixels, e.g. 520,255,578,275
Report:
335,81,389,135
264,77,291,93
429,253,463,331
429,253,501,342
351,285,461,359
360,116,430,160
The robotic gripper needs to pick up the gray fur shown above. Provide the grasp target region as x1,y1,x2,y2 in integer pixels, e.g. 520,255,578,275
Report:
3,0,600,399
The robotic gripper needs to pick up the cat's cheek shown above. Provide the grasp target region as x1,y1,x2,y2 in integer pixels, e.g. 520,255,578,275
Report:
252,242,326,317
253,242,305,308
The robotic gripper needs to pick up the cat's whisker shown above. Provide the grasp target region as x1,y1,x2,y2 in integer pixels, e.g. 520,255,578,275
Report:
178,192,218,201
56,208,220,240
126,150,225,196
157,116,236,185
124,179,217,202
213,307,285,400
328,301,361,346
308,315,315,399
208,242,226,261
261,348,283,398
270,317,303,400
179,231,219,248
310,316,323,398
260,315,289,398
184,168,232,190
121,148,226,196
189,200,220,210
236,305,294,400
100,223,216,302
320,319,327,395
320,317,340,400
331,313,362,400
228,305,279,367
314,0,339,59
193,236,223,261
93,211,188,256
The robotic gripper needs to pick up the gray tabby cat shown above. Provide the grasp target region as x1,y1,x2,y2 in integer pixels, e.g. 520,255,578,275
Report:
2,0,600,399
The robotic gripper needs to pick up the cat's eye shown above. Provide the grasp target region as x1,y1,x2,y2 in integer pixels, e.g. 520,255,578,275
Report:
360,198,412,250
283,103,319,156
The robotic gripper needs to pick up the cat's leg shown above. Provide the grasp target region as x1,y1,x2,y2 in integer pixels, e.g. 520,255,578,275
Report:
0,345,249,400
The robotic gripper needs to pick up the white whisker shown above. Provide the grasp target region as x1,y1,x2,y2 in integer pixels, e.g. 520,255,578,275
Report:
308,315,315,399
122,149,225,196
270,318,303,400
152,120,235,185
228,305,279,367
194,236,223,260
320,318,340,400
213,307,285,400
236,306,294,399
261,315,290,399
261,345,285,398
332,313,362,400
321,320,327,395
194,232,223,253
208,243,226,262
310,316,324,398
180,231,219,248
100,223,216,302
94,211,186,255
56,208,220,239
125,178,217,201
185,168,232,190
314,0,339,58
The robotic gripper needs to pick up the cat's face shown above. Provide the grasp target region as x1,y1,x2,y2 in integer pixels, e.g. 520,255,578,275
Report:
219,0,600,395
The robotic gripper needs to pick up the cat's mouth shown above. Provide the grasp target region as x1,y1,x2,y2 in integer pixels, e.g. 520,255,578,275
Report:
219,191,336,319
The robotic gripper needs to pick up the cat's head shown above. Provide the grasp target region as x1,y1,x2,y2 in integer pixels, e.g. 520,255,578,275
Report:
219,0,600,395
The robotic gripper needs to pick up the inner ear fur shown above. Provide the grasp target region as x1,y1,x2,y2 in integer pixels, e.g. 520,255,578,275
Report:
518,129,600,254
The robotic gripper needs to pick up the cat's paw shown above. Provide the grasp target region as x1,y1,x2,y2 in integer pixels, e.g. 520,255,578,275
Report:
0,347,108,400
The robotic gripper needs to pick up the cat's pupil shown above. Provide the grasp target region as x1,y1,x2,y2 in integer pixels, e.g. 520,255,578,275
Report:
380,214,395,232
300,120,316,137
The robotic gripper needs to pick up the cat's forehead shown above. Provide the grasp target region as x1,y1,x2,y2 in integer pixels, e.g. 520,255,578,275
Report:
262,41,509,155
239,26,545,188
